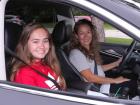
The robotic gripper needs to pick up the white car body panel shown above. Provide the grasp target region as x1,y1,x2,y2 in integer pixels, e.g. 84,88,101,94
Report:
0,0,8,80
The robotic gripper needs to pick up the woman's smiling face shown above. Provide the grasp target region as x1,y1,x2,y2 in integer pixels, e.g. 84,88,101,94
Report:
27,28,50,61
76,24,92,49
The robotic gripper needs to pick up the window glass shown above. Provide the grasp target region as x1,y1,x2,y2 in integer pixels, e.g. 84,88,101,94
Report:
5,4,57,33
104,23,133,45
72,7,132,45
34,7,57,33
72,7,91,22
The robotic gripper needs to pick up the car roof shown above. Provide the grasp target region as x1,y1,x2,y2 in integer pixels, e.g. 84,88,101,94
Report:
89,0,140,29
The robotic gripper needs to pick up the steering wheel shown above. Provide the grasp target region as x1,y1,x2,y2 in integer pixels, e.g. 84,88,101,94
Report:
118,40,137,71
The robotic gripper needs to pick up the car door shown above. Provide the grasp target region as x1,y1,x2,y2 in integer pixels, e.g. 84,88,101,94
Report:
1,80,124,105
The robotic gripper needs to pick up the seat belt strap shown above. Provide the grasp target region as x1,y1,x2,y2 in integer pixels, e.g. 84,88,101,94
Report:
94,61,98,75
5,46,61,90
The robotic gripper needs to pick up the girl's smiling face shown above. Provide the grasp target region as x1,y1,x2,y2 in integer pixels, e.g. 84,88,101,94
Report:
27,28,50,61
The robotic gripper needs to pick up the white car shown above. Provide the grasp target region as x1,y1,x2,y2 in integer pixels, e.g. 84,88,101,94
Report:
0,0,140,105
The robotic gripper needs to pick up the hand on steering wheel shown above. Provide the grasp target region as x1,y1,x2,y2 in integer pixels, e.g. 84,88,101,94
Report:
118,40,137,72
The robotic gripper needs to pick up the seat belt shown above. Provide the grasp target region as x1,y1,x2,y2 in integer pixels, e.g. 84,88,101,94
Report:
94,61,101,89
5,46,61,90
94,61,98,75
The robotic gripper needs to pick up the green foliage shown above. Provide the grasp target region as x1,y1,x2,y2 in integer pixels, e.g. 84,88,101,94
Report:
104,23,115,30
72,7,90,16
105,37,133,45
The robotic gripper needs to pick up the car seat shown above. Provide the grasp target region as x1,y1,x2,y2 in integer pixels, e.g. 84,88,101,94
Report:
52,20,99,92
4,22,23,80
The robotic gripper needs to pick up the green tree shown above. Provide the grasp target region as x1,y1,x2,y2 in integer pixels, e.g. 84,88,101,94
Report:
72,7,90,16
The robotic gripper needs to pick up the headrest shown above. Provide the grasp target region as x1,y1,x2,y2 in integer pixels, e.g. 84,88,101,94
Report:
4,22,23,51
52,20,72,47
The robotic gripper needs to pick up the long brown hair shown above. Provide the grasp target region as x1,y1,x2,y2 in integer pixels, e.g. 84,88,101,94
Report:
69,19,102,64
11,23,61,78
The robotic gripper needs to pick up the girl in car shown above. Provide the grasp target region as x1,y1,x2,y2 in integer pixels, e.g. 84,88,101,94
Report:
69,19,137,96
11,23,66,90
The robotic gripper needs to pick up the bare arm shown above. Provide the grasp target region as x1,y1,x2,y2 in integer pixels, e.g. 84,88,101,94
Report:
80,69,129,84
101,57,122,71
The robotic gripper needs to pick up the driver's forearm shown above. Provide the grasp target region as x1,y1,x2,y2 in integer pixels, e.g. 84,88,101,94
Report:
101,61,118,71
88,74,116,84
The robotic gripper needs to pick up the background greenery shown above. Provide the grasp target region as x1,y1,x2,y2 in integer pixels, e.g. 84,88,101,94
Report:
104,23,132,45
105,37,132,45
104,23,115,30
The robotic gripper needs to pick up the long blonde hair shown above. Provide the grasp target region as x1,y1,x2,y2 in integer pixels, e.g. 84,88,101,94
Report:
11,23,61,78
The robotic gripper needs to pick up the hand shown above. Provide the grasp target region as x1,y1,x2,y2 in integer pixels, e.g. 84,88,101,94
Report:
58,76,67,90
114,76,130,84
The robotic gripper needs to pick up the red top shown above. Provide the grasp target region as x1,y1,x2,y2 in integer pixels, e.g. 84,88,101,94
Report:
14,61,59,90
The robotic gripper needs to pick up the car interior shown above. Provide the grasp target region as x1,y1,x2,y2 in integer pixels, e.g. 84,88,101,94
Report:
4,0,140,100
5,0,96,94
